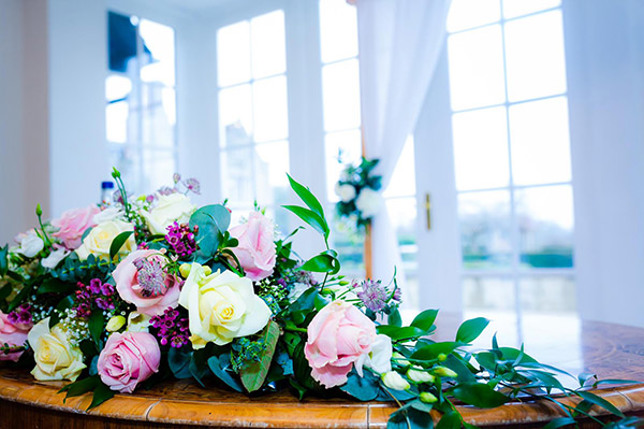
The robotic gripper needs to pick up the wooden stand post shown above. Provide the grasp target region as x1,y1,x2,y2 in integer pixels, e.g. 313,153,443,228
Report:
361,127,373,280
364,221,373,279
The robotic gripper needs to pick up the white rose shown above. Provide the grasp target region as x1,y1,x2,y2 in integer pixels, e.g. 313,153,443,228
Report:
335,183,357,203
126,311,151,332
355,188,382,219
75,219,135,260
16,230,44,258
27,318,86,381
355,334,393,376
140,193,196,235
382,371,410,391
178,263,271,348
41,247,70,269
93,207,124,224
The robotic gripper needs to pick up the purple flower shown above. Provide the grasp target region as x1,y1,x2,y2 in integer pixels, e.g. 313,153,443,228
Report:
149,307,189,349
356,280,388,313
164,222,197,258
183,178,201,195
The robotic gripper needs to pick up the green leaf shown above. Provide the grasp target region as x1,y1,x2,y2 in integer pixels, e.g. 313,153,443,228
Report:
411,342,461,361
208,355,244,392
240,320,280,393
168,347,193,379
88,311,105,347
576,389,625,417
88,382,115,410
377,325,426,342
49,295,74,328
445,354,477,384
388,309,403,327
456,317,489,343
7,283,33,311
286,174,326,219
288,287,319,314
450,383,509,408
282,205,328,238
520,369,566,392
436,411,462,429
339,370,380,401
594,378,641,387
109,230,134,260
0,245,8,276
410,309,439,333
189,204,231,262
300,253,340,274
59,375,100,397
36,278,74,295
543,417,577,429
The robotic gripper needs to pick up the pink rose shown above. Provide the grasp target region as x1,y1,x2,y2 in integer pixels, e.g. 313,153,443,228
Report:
113,250,181,316
229,212,276,281
97,331,160,393
304,301,376,388
52,205,100,249
0,311,32,362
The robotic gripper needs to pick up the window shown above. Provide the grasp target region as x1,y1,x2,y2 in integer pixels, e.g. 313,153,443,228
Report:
319,0,363,274
106,11,177,193
446,0,575,318
216,10,290,229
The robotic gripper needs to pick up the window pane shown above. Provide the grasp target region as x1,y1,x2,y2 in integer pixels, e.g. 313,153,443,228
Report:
447,0,500,33
448,25,506,111
106,101,131,144
515,185,574,269
322,59,361,132
108,144,140,193
509,96,571,185
217,21,251,87
139,19,175,86
464,276,515,311
142,86,175,148
221,147,254,205
254,141,290,207
319,0,358,63
519,276,575,313
142,150,175,192
218,84,253,147
250,10,286,79
504,10,567,102
105,74,132,102
452,106,509,191
384,136,416,198
253,76,289,142
503,0,561,19
459,190,512,270
324,129,362,201
108,12,137,74
386,197,418,305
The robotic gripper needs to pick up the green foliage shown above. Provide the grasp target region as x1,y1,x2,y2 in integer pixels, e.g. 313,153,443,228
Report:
88,311,105,347
59,374,115,410
50,253,114,283
410,309,439,333
339,369,380,401
189,204,231,263
450,383,509,408
239,320,280,393
168,347,193,379
0,245,8,276
207,354,244,393
109,230,134,260
455,317,489,343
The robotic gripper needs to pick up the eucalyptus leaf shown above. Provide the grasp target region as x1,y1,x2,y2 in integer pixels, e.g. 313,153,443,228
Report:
339,370,380,401
168,347,193,379
208,355,244,392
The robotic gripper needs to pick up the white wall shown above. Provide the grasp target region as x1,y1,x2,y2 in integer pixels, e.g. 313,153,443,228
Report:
0,0,49,245
564,0,644,326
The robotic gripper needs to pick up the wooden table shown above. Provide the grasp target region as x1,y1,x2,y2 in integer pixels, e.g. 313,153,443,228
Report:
1,314,643,428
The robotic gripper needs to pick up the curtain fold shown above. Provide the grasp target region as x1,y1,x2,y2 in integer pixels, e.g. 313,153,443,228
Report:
356,0,452,290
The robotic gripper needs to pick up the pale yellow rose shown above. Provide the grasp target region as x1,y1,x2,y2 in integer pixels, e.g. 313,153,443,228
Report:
27,318,86,382
140,193,196,235
178,263,271,348
75,219,135,260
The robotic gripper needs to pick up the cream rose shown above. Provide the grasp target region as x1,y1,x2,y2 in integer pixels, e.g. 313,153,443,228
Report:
75,219,135,260
140,193,196,235
27,318,86,381
178,263,271,348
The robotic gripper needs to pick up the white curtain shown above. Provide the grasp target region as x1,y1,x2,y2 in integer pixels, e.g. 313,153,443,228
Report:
356,0,452,288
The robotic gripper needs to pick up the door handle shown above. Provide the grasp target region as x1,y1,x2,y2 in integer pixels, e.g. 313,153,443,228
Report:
425,193,431,231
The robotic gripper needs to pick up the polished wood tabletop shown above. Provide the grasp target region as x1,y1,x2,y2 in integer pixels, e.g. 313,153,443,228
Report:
1,313,643,428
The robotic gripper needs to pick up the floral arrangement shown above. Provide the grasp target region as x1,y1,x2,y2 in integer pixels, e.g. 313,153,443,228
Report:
0,169,640,429
335,157,383,229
